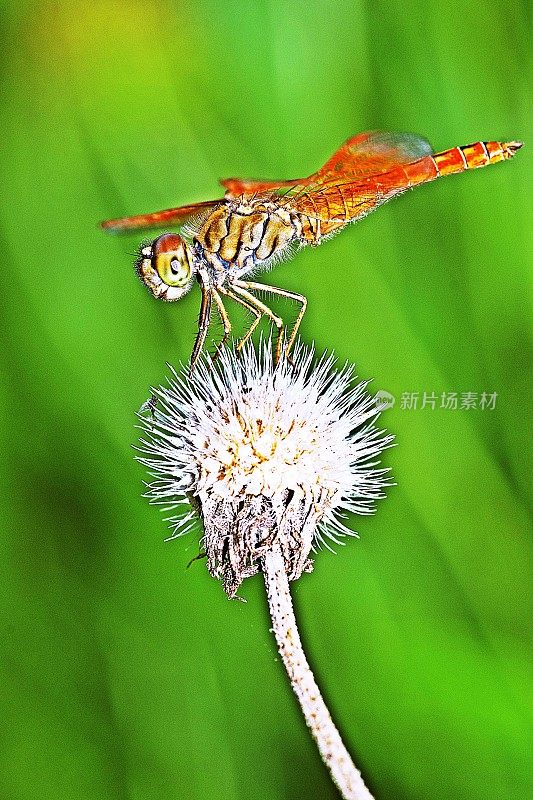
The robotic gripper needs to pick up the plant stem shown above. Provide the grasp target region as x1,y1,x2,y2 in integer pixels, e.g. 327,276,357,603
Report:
262,543,375,800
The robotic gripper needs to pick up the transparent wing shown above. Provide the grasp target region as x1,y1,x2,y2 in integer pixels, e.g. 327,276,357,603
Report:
221,132,434,221
284,131,435,222
101,198,221,233
312,131,433,181
285,182,387,224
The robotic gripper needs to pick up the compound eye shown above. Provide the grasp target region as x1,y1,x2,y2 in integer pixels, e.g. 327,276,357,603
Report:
152,233,191,288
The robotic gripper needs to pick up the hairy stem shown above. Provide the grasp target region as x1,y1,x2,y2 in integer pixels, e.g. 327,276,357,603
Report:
262,543,375,800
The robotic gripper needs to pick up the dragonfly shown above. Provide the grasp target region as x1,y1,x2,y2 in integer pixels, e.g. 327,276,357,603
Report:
101,132,522,366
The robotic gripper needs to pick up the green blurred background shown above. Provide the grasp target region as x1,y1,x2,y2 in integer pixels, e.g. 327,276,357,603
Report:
0,2,531,799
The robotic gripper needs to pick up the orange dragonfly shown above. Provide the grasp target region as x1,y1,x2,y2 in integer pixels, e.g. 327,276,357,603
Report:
101,132,522,366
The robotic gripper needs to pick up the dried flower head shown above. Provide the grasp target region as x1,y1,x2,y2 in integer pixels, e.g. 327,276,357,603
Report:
139,341,393,598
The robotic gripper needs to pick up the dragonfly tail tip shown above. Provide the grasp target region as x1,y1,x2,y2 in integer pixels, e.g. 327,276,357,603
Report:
505,140,524,155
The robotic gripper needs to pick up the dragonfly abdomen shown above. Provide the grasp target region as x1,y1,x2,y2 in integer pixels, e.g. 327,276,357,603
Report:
404,140,522,187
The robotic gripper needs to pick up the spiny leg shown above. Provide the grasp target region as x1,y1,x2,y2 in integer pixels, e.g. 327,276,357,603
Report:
190,277,212,370
218,285,262,353
210,288,232,361
236,280,308,360
231,281,285,362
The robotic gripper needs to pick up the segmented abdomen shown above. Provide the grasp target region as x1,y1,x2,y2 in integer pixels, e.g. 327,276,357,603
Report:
405,139,521,185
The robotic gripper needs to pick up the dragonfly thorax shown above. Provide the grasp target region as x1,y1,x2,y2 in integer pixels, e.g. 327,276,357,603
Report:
193,199,300,281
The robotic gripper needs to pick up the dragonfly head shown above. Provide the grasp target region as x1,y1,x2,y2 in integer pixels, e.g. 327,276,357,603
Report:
136,233,197,301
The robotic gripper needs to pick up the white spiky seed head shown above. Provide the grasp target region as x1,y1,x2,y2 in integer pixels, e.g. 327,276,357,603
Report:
139,341,393,598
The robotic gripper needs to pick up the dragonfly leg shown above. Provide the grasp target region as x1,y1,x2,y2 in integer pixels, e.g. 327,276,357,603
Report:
234,280,307,360
231,281,285,362
218,285,262,353
210,288,232,361
190,277,212,369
